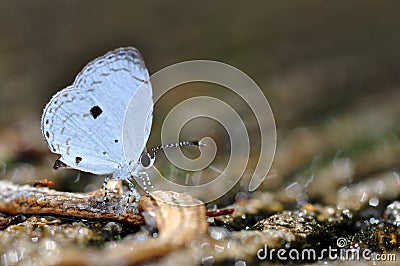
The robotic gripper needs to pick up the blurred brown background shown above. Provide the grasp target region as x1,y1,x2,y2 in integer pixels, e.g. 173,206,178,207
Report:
2,1,400,125
1,1,400,195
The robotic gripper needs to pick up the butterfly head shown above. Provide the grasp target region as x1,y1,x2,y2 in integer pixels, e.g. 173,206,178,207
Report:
139,151,155,169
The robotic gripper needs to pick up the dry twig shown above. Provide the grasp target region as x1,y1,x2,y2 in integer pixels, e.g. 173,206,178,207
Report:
0,180,208,265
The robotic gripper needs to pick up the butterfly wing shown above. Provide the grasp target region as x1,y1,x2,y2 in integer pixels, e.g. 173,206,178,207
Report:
123,79,153,169
41,47,153,175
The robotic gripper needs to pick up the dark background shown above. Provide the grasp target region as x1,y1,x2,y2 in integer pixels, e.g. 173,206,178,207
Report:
2,1,399,125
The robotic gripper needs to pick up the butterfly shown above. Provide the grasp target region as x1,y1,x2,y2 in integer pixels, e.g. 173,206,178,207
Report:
41,47,200,202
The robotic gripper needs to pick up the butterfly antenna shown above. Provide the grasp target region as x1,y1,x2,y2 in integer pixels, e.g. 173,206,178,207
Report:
149,140,205,159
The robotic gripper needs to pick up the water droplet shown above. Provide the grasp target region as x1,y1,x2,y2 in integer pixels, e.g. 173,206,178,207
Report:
369,217,379,224
235,260,246,266
1,250,19,265
376,181,385,194
201,256,214,266
45,240,57,250
295,193,308,205
394,172,400,185
214,244,224,253
142,211,157,228
285,182,301,198
209,226,231,240
369,198,379,207
360,192,368,203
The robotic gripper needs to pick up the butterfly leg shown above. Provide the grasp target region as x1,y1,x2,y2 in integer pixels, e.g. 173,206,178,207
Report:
124,177,140,212
102,175,111,202
139,171,154,191
140,175,148,194
125,177,140,211
137,172,150,194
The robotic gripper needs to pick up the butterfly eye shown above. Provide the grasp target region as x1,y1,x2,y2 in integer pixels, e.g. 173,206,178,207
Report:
140,153,154,169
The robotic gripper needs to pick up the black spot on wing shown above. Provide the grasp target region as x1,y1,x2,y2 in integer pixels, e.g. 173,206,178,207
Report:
75,157,82,164
90,106,103,119
114,139,118,143
53,159,67,170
